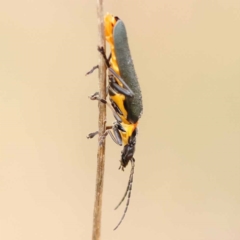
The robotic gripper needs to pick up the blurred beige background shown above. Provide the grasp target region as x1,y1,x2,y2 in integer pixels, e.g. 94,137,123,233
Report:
1,0,240,239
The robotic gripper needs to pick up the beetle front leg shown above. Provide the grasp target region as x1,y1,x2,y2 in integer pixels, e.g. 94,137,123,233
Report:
87,126,111,145
87,124,123,146
97,46,111,68
87,125,111,139
85,47,111,76
102,123,123,146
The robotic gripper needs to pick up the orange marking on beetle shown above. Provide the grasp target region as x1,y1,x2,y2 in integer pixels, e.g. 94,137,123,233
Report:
120,122,138,145
104,14,122,86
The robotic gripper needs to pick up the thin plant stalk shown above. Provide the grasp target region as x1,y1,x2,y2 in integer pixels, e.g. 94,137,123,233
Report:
92,0,106,240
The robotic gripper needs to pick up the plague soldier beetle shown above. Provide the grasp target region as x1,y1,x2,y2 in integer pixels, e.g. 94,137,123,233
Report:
86,13,143,230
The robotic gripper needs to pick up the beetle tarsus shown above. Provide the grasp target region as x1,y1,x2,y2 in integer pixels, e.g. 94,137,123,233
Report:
87,131,99,139
85,65,99,75
89,92,99,99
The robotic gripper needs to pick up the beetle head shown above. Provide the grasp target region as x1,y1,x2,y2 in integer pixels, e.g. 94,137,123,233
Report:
120,128,137,169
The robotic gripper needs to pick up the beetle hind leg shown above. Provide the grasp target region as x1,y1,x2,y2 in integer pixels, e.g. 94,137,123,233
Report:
89,92,122,123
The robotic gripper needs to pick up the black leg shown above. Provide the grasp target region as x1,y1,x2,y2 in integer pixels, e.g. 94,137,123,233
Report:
97,46,111,68
87,46,134,99
110,81,134,97
108,68,134,97
89,92,122,123
87,125,122,146
97,46,134,97
85,46,111,76
85,65,99,76
87,131,99,139
87,126,112,140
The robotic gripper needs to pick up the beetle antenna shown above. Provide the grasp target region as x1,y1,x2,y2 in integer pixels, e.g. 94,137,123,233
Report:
114,159,134,210
113,159,135,230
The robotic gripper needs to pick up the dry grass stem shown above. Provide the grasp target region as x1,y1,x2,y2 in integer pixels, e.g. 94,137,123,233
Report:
92,0,106,240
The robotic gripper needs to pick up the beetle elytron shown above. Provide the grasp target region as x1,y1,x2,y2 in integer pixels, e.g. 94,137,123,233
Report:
86,13,143,230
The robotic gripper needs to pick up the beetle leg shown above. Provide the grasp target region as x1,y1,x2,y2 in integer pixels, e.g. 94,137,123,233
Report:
111,123,124,145
87,131,99,139
97,46,134,97
99,125,122,146
97,46,111,68
85,46,111,75
108,68,134,97
85,65,99,76
107,52,112,63
87,124,123,146
87,126,112,139
107,131,121,145
89,92,122,123
109,81,133,97
95,46,135,98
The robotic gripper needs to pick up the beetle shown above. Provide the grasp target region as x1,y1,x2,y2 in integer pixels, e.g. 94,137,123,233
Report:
86,14,143,230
